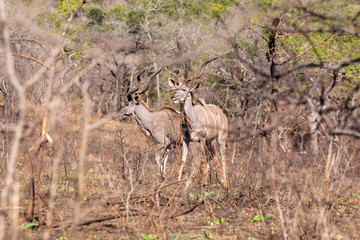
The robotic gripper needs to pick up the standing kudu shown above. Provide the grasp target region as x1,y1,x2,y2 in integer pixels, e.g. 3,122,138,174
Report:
168,58,229,188
120,69,190,177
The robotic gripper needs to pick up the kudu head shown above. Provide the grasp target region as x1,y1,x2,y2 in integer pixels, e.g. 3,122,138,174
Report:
120,68,161,115
168,58,218,104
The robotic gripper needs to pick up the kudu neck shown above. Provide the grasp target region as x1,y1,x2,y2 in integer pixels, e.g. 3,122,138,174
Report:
133,102,154,121
180,93,197,123
180,103,184,113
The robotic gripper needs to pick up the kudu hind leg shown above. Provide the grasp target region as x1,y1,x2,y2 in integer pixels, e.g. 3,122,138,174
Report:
155,146,168,177
155,152,162,172
162,148,170,174
218,135,228,188
200,141,213,186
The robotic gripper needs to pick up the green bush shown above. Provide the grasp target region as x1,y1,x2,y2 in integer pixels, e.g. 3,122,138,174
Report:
87,7,106,25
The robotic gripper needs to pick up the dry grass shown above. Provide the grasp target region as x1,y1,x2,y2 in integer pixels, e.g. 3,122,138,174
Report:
2,115,357,240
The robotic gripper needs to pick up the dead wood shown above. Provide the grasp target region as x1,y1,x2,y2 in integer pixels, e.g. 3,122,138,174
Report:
52,211,140,228
170,200,204,219
53,199,206,229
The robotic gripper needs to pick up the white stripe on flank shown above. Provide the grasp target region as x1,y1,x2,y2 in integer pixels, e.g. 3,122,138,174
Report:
207,107,217,132
199,106,209,136
214,106,226,130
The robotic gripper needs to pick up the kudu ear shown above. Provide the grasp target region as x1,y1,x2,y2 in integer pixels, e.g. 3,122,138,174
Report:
127,95,133,102
190,83,200,92
168,78,178,89
134,95,140,102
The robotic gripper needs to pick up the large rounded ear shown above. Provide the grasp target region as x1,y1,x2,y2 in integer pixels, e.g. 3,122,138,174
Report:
190,83,200,92
168,78,178,89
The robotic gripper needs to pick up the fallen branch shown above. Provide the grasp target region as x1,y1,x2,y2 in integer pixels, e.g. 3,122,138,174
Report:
53,211,140,228
170,200,204,219
54,199,205,228
109,178,190,206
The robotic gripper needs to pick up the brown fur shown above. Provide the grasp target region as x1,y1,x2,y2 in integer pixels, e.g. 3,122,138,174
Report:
193,98,206,106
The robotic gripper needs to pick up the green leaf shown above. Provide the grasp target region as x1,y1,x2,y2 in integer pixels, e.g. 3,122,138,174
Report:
203,231,213,239
18,222,38,231
215,218,224,224
250,214,264,222
141,233,157,240
205,190,214,196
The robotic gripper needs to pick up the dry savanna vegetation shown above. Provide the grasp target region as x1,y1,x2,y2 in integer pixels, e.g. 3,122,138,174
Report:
1,0,360,239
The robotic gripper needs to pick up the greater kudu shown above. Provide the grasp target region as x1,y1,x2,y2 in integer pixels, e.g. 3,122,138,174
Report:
168,58,229,188
120,70,190,177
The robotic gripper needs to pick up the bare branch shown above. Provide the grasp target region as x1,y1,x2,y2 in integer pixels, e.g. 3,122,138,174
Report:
0,50,50,70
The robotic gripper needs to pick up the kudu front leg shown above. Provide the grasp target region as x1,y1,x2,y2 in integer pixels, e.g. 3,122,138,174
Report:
178,141,189,181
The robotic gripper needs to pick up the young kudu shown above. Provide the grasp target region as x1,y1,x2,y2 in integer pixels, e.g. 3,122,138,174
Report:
120,70,189,177
168,58,229,188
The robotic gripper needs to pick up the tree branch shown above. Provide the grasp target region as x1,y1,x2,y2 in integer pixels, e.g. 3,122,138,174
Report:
0,50,50,70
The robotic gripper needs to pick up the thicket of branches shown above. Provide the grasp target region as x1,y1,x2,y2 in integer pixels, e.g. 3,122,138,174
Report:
1,0,360,239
